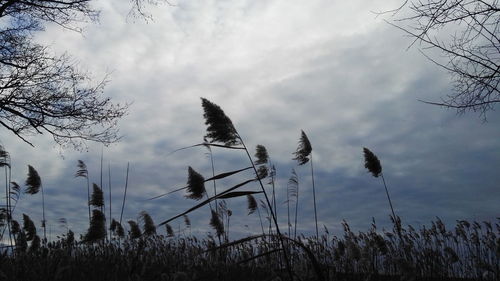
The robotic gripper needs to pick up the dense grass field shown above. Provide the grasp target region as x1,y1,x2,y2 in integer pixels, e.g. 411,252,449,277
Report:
0,217,498,281
1,98,498,281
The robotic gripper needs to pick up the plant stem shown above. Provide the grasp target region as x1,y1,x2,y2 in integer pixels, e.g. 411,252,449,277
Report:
119,163,130,226
381,173,396,220
208,148,218,214
239,138,294,281
310,153,319,240
293,176,299,241
86,175,91,225
41,184,46,244
5,167,13,249
108,163,112,240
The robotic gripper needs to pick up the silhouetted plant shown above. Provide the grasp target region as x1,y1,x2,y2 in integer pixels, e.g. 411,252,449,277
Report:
84,209,106,242
293,130,318,240
210,210,224,238
127,220,141,239
363,147,397,220
110,218,125,239
0,145,12,247
165,223,174,237
29,234,40,252
201,98,240,146
185,166,206,200
293,130,312,165
10,219,20,235
363,147,382,177
140,211,156,236
247,194,258,215
24,165,46,243
254,145,269,165
75,160,91,224
22,214,36,241
199,97,293,277
15,230,27,253
65,229,75,247
90,183,104,208
24,165,41,194
287,169,300,240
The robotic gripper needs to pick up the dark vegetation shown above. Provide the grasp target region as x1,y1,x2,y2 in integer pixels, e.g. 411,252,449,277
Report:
0,98,499,281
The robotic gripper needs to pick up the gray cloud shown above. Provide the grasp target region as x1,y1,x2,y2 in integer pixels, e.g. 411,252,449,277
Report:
1,0,499,242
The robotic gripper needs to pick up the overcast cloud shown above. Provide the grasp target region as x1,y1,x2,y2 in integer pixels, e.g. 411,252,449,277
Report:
1,0,499,241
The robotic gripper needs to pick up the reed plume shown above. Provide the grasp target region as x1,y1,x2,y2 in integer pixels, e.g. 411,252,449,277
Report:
247,194,258,215
254,145,269,164
29,235,40,252
90,183,104,208
363,147,382,177
183,215,191,228
24,165,41,195
140,211,156,236
22,214,36,241
0,144,10,167
165,223,174,237
287,169,300,240
363,147,396,222
24,165,46,243
293,130,318,239
199,98,292,278
293,130,312,165
185,167,206,200
10,219,20,235
210,210,224,237
110,219,125,238
75,160,91,224
15,231,27,253
127,220,141,239
201,97,240,146
256,165,268,180
115,224,125,238
84,209,106,242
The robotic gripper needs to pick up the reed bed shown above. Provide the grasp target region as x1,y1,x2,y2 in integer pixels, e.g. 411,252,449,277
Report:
0,217,498,281
0,98,498,281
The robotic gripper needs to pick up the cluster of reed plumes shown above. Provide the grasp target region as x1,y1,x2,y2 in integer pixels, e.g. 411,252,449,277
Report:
0,217,498,281
1,98,498,281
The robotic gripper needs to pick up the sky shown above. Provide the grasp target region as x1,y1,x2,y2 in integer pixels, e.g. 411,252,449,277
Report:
1,0,499,242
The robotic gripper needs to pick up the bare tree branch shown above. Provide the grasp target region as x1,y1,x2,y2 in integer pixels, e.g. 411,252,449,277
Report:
386,0,500,119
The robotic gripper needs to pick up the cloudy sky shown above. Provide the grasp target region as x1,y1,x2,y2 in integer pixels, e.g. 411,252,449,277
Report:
1,0,499,241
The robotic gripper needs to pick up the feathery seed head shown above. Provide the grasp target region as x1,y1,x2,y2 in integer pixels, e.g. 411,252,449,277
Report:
75,160,88,178
25,165,41,194
257,165,268,180
183,215,191,228
210,210,224,237
293,130,312,165
23,214,37,241
166,223,174,237
11,220,20,235
84,209,106,242
185,166,206,200
90,183,104,207
0,145,10,167
254,145,269,164
201,98,240,146
29,235,40,252
363,147,382,177
140,211,156,236
247,194,258,215
128,220,142,239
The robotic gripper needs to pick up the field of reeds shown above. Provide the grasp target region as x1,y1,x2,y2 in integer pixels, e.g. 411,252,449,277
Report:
0,98,498,281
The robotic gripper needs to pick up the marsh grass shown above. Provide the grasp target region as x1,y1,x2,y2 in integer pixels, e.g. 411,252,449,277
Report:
0,217,497,281
0,99,498,281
